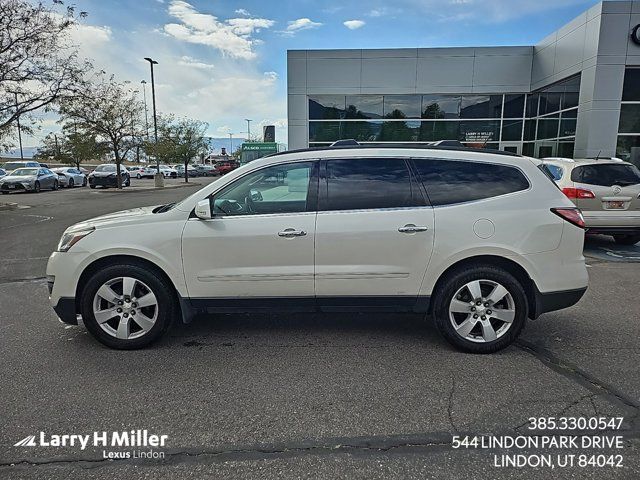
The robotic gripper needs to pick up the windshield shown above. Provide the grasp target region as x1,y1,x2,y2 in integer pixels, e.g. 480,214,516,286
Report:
94,165,116,172
571,163,640,186
3,162,30,170
9,168,38,176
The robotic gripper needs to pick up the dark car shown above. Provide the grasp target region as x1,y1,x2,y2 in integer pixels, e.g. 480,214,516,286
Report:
215,160,239,175
0,167,59,193
88,164,130,189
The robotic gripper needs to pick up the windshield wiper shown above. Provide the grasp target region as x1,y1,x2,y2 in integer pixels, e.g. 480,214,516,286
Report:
154,202,176,213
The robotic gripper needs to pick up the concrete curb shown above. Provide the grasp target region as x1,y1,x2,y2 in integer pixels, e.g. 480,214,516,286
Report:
90,182,202,193
0,202,18,211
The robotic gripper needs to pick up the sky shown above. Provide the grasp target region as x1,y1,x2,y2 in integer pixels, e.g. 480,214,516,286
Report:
20,0,601,153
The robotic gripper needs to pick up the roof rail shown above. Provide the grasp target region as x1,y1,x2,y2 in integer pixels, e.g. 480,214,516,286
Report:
266,140,521,158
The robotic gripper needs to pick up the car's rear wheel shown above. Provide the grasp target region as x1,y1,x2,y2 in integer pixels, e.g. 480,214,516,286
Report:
33,181,40,193
89,184,96,189
432,265,528,354
613,234,640,246
82,178,87,187
80,264,175,349
68,178,74,188
52,180,58,190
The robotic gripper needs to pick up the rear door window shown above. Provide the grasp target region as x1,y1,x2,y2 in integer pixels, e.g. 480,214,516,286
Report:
571,164,640,186
412,158,530,206
321,158,423,211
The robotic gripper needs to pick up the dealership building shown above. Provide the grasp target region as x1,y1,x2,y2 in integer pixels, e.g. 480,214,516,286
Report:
287,1,640,166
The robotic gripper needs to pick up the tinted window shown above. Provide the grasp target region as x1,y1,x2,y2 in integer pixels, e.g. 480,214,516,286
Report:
212,162,313,216
413,159,530,206
571,164,640,186
383,95,421,119
94,165,116,172
308,95,346,120
422,95,460,119
619,104,640,134
460,95,502,119
323,159,419,211
541,164,563,181
622,68,640,101
503,94,525,118
345,95,383,119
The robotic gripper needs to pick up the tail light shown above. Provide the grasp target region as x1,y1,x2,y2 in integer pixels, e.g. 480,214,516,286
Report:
561,187,595,199
551,207,585,229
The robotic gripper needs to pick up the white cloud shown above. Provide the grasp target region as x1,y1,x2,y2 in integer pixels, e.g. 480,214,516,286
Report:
343,20,365,30
177,55,214,69
163,1,274,60
234,8,250,16
280,18,323,36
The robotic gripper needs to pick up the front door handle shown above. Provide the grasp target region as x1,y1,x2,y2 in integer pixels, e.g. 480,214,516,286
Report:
398,224,428,233
278,228,307,238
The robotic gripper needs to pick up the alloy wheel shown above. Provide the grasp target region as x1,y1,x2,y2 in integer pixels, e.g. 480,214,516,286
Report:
92,276,158,340
448,279,515,343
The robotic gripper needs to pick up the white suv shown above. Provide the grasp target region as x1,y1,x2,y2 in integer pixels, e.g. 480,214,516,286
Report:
47,146,588,353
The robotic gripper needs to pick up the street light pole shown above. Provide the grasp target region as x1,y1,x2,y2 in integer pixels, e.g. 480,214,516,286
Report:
140,80,150,143
144,57,162,185
229,132,234,153
14,92,24,160
244,118,252,142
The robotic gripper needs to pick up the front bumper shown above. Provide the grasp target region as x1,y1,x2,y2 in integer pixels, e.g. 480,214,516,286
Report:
52,297,78,325
0,182,31,192
89,176,118,186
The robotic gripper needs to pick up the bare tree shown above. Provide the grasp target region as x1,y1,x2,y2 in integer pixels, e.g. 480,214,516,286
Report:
0,0,89,150
36,124,107,168
59,74,144,188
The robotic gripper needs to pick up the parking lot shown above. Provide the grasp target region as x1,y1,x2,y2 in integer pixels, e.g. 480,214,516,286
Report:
0,181,639,479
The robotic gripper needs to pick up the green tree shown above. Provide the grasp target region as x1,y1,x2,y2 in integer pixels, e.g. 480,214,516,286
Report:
59,74,144,188
149,115,209,182
0,0,89,151
36,125,107,168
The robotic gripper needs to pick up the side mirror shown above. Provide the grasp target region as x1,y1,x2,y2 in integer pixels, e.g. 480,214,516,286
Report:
249,189,263,202
195,199,212,220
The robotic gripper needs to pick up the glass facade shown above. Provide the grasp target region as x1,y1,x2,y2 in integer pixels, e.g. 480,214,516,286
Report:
308,75,580,158
617,68,640,168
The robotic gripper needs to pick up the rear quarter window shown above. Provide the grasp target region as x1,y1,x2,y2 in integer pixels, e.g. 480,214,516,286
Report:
412,158,530,206
571,164,640,186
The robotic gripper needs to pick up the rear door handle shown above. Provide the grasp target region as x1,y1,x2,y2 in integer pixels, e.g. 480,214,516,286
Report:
278,228,307,238
398,224,428,233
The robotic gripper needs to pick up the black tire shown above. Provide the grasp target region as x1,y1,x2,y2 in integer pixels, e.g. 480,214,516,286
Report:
136,173,141,179
80,263,175,349
34,181,41,193
124,177,130,187
613,234,640,246
82,178,87,187
68,178,74,188
432,264,528,354
89,184,96,189
52,180,58,190
1,191,8,195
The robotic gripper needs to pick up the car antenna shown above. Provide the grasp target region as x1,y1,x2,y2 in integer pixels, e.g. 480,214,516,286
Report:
595,150,601,161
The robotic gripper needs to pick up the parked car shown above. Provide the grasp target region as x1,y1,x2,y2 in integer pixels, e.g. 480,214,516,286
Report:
158,165,178,178
131,166,156,179
52,167,87,188
540,157,640,245
214,160,239,175
1,160,41,172
0,167,59,193
47,145,588,352
88,164,130,189
173,164,199,178
0,168,6,179
194,164,218,176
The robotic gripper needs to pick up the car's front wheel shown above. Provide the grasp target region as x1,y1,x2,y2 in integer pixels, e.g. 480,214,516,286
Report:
613,234,640,246
80,264,175,349
432,265,528,354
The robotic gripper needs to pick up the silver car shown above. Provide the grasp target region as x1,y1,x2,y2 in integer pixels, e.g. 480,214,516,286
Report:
540,158,640,245
52,167,87,188
0,167,59,194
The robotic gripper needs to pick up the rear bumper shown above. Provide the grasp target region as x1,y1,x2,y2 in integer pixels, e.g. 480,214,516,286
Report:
532,286,587,319
586,226,640,235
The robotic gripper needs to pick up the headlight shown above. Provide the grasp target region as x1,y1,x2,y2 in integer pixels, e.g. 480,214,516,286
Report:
57,227,95,252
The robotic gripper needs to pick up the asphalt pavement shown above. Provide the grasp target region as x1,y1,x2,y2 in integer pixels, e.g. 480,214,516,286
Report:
0,179,639,479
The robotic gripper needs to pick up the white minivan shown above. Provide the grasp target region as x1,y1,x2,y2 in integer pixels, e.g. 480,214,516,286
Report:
47,146,588,353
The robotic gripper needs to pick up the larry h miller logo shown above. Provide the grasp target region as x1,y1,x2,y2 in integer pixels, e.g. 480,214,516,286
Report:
14,429,168,459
